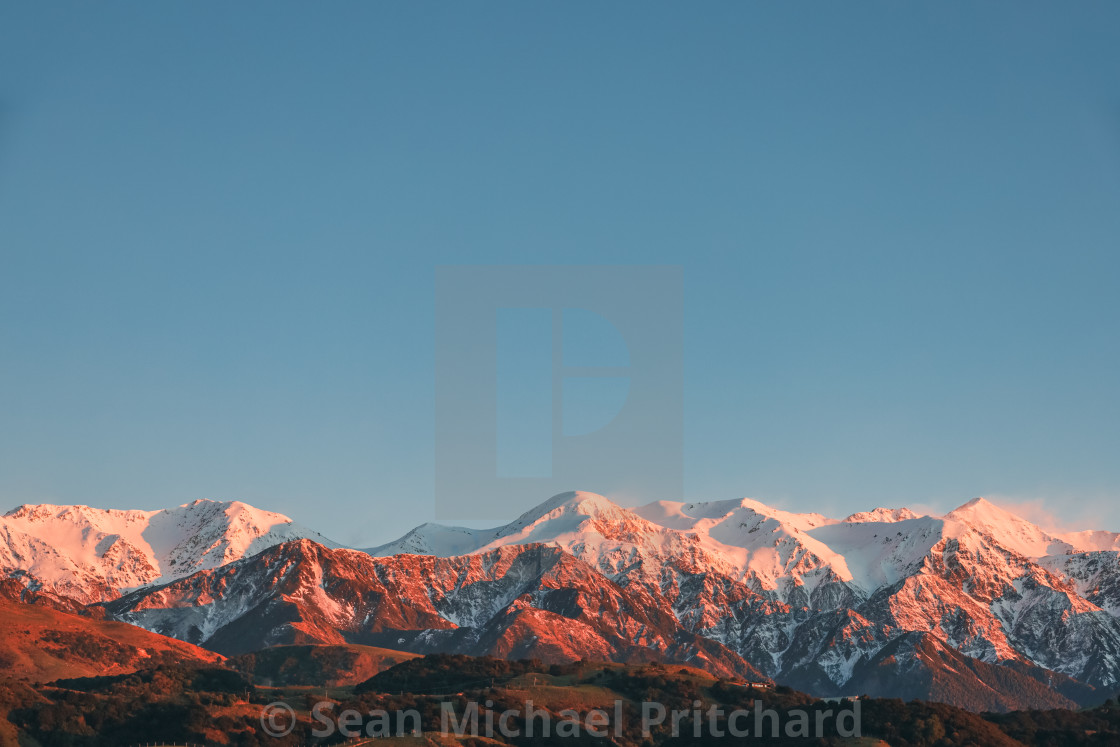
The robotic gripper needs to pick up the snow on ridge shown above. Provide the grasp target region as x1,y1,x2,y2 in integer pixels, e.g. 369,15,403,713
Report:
8,489,1119,623
366,491,639,558
1057,529,1120,553
843,507,920,524
945,497,1076,558
626,497,848,588
365,490,693,586
367,492,859,593
364,491,1120,602
0,498,337,603
633,496,834,533
13,490,1120,693
365,523,486,558
807,515,946,594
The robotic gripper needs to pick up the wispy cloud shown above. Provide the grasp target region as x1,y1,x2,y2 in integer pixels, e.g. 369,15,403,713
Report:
982,493,1119,534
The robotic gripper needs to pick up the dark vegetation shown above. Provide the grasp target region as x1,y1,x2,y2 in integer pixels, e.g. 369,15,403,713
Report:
354,653,578,694
229,643,417,687
0,655,1117,746
0,666,262,747
38,630,131,662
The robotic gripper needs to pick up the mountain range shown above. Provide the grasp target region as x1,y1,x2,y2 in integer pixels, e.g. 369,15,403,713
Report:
3,491,1119,712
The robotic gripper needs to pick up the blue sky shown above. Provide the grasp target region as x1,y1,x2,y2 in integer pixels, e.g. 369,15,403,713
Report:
1,3,1119,545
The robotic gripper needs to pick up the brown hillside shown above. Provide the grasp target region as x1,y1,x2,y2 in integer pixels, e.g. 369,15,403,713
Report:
0,598,223,683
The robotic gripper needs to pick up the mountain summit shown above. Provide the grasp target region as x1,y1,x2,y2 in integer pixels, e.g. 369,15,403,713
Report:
0,499,336,603
4,490,1120,712
360,491,1120,701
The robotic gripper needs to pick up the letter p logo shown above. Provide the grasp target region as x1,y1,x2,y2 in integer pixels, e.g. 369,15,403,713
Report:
435,266,682,518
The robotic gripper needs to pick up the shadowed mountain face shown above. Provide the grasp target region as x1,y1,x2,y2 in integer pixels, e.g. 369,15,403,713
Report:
809,631,1096,712
6,490,1120,711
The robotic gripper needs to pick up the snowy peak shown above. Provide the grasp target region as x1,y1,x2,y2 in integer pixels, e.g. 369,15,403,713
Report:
367,491,642,558
369,491,1120,601
735,497,836,532
630,497,848,591
947,496,1006,519
526,490,621,516
945,497,1073,558
3,502,157,530
945,497,1023,526
365,491,701,588
371,493,966,596
0,498,337,603
12,490,1120,708
632,497,835,537
493,491,644,542
365,522,486,558
146,499,338,577
943,497,1120,555
843,507,920,523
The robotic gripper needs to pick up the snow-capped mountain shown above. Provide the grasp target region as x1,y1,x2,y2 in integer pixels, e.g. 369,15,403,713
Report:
364,491,1120,704
0,499,337,603
366,491,720,585
5,489,1120,711
106,538,762,680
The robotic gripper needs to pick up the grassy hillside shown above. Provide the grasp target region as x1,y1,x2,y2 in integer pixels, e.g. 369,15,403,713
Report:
0,598,223,683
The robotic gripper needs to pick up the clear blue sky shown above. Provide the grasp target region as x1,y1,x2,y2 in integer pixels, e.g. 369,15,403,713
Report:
2,2,1118,545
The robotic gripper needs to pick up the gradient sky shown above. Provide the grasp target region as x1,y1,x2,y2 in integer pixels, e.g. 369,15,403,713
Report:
2,2,1119,546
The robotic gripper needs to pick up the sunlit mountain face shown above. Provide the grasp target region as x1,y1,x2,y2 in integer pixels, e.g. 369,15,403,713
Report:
4,491,1120,711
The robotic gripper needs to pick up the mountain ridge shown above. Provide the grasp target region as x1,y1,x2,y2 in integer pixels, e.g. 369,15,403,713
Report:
0,498,337,603
4,489,1120,712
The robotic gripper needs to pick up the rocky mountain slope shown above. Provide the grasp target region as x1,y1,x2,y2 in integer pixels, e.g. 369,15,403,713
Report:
365,491,1120,705
4,490,1120,711
105,538,764,680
